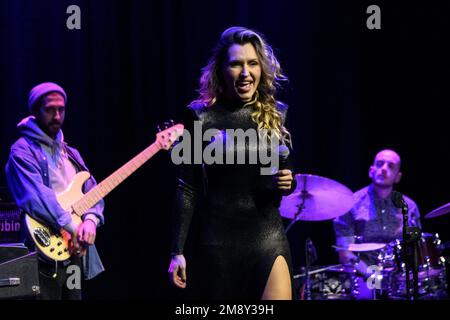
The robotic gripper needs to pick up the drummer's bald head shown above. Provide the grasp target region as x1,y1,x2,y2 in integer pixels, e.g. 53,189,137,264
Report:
369,149,402,187
373,149,402,168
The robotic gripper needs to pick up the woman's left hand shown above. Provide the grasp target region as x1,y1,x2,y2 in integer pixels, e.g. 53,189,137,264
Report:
274,169,293,195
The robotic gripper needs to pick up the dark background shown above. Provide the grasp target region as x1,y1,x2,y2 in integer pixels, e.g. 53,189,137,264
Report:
0,0,449,299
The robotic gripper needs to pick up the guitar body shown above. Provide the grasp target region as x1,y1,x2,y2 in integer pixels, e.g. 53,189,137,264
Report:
24,171,90,261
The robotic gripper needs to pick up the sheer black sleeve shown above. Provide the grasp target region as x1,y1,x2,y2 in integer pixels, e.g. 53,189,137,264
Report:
170,105,205,256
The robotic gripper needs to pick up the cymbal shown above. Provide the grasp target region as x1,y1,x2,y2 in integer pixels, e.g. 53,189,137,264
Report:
333,243,386,252
280,174,354,221
425,202,450,219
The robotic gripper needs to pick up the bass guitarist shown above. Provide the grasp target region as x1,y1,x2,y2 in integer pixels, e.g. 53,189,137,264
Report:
5,82,105,300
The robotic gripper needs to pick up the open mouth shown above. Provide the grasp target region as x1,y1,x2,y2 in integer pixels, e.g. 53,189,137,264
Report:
236,81,253,93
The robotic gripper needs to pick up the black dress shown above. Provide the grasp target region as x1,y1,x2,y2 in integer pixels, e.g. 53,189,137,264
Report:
171,100,297,299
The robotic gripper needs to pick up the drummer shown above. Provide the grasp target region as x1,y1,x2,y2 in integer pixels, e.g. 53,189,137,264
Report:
333,149,421,298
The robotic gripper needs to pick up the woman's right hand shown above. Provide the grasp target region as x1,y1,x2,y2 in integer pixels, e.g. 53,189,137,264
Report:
168,254,187,288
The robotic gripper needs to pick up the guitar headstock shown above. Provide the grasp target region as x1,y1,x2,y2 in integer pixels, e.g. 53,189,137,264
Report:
156,120,184,150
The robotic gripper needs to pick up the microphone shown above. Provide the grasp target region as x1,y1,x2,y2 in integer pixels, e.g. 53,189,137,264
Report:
392,190,413,244
269,144,290,175
392,191,408,211
277,144,290,171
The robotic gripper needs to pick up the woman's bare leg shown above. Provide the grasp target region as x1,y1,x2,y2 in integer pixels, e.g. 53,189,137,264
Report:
261,255,292,300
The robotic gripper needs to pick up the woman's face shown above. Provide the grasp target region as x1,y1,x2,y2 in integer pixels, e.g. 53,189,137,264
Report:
222,43,261,103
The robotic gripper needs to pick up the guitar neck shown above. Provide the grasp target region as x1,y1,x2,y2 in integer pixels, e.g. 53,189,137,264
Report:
73,141,161,215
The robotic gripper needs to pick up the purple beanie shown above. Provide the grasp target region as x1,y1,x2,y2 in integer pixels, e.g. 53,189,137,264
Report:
28,82,67,113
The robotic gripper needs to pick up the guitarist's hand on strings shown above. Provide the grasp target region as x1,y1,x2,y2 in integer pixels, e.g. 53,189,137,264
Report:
64,219,96,257
70,237,87,257
67,224,87,257
64,221,85,257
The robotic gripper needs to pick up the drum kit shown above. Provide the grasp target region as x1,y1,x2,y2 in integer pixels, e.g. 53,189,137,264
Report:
282,173,450,300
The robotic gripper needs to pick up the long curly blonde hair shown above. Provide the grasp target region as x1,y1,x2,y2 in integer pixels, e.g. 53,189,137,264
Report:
193,26,291,145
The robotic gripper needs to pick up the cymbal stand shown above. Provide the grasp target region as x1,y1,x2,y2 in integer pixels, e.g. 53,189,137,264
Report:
284,175,308,234
284,176,313,299
303,238,318,300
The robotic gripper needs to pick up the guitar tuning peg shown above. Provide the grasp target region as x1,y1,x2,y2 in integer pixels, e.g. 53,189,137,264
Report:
164,121,170,129
156,125,162,132
170,119,175,126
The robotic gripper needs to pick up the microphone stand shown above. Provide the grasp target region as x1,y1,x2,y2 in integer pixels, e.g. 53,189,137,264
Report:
399,194,421,300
